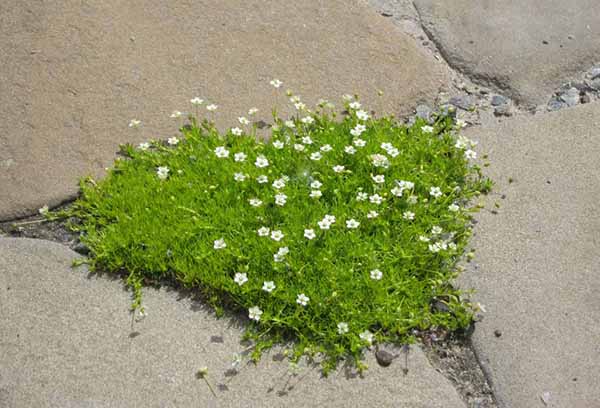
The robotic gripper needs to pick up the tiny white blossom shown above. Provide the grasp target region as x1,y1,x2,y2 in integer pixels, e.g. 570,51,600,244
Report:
294,102,306,111
234,152,247,162
333,165,345,173
231,127,243,136
371,154,389,168
432,226,443,235
190,97,204,106
234,172,247,182
356,110,369,121
465,149,477,160
274,246,289,262
304,229,316,240
248,306,263,321
273,140,285,149
421,125,434,133
391,187,403,197
262,281,276,293
38,205,49,215
213,238,226,250
387,147,399,157
346,219,360,229
270,79,283,88
272,178,286,189
294,143,305,152
369,194,384,205
257,175,268,184
370,269,383,280
234,272,248,286
419,236,430,242
157,166,170,180
428,242,442,253
342,94,353,101
270,230,284,241
301,136,313,145
367,210,379,219
349,101,361,109
248,107,259,115
310,180,322,189
356,192,368,201
170,110,183,118
353,138,366,147
359,330,374,345
128,119,141,128
318,219,332,230
290,95,301,103
206,104,218,111
337,322,349,335
255,155,269,168
167,136,179,146
324,214,336,223
310,152,322,161
138,142,150,150
403,211,415,220
300,116,315,125
320,144,333,152
448,204,460,212
215,146,230,158
257,227,270,236
296,293,310,306
310,190,322,198
238,116,250,125
284,120,295,128
455,119,467,128
407,195,418,205
275,193,287,206
344,145,357,154
430,186,443,198
249,198,263,207
372,175,385,184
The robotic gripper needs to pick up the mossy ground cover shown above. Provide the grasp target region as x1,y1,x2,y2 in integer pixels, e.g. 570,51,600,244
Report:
63,92,490,372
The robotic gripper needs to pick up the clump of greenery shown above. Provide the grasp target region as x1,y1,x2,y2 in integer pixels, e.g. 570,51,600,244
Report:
66,94,491,373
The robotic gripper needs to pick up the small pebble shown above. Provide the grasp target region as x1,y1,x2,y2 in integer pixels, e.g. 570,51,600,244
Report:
491,95,508,106
494,330,502,337
560,87,580,107
542,40,549,45
547,99,567,111
494,104,513,117
581,93,591,104
375,349,395,367
590,67,600,80
449,95,474,110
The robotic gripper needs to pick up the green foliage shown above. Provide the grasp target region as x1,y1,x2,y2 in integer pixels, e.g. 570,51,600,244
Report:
67,98,490,372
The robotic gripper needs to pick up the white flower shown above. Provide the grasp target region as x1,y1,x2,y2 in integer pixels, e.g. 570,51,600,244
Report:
234,172,247,182
318,219,332,230
249,198,263,207
301,136,313,145
294,143,305,152
344,145,356,154
255,155,269,168
248,107,259,115
387,147,399,157
170,110,183,118
429,186,442,198
448,204,460,212
391,187,403,197
419,236,430,242
290,95,301,103
428,242,442,253
296,293,310,306
215,146,230,158
257,175,268,184
421,125,434,133
272,178,286,189
398,180,415,190
372,175,385,184
337,322,349,335
274,246,289,262
356,192,368,201
270,79,283,88
310,190,322,198
403,211,415,220
333,165,345,173
342,94,353,101
370,269,383,280
206,104,218,111
353,138,366,147
359,330,374,345
349,101,361,109
248,306,263,321
310,152,322,161
324,214,336,223
370,154,389,168
320,144,333,152
234,152,247,162
300,116,314,125
465,149,477,160
367,210,379,219
284,120,295,128
369,194,384,205
234,272,248,286
381,142,393,151
157,166,170,180
270,230,284,241
213,238,226,249
350,124,366,137
238,116,250,125
356,110,369,121
190,97,204,105
275,193,287,206
294,102,306,111
455,119,467,128
167,137,179,145
273,140,285,149
138,142,150,150
407,195,418,205
431,225,443,235
257,227,270,237
346,219,360,229
38,205,49,215
128,119,141,128
262,281,276,293
304,229,316,240
448,242,457,251
310,180,322,189
231,127,243,136
454,135,477,149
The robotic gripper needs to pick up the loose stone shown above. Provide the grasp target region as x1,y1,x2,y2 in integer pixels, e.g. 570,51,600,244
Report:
491,95,508,106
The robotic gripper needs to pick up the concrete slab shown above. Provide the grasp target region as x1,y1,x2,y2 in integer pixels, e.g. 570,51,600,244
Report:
461,103,600,407
0,237,466,407
0,0,448,221
414,0,600,106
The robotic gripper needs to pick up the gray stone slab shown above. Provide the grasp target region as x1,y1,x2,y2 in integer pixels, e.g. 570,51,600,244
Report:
414,0,600,107
460,103,600,407
0,0,449,221
0,237,465,407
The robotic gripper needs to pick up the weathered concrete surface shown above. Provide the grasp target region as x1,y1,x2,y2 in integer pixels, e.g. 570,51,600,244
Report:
414,0,600,106
461,103,600,407
0,0,449,221
0,237,465,407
